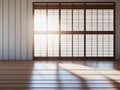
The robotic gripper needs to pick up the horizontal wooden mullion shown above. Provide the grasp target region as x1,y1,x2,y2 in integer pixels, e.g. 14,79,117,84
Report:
86,5,114,9
61,31,84,34
86,31,114,34
33,5,47,9
73,5,85,9
34,5,60,9
33,4,114,9
60,5,86,9
34,57,114,60
34,31,114,34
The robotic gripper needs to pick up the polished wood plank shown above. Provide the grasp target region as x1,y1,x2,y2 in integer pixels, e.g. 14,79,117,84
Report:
0,60,120,90
1,83,120,88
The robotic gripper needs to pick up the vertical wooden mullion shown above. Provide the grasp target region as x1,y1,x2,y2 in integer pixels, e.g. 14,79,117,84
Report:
59,3,61,59
113,5,115,58
84,3,86,59
78,10,79,57
78,9,80,57
108,10,110,56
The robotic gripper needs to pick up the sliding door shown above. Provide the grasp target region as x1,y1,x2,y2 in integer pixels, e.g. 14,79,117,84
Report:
34,9,59,57
33,2,115,59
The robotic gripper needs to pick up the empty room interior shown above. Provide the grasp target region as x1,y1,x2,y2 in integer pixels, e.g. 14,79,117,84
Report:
0,0,120,90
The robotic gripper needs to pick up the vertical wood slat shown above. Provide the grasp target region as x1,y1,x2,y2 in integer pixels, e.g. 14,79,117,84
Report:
16,0,21,60
3,0,9,60
9,0,15,60
28,0,33,60
0,0,3,60
21,0,27,60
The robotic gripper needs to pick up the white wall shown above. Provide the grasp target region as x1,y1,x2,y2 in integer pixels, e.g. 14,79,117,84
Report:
0,0,33,60
0,0,120,60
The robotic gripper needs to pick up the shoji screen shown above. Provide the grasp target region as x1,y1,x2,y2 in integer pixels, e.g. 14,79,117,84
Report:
33,2,115,59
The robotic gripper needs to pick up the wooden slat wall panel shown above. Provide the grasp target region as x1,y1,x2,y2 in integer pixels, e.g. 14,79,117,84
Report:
0,0,3,60
21,0,28,60
16,0,21,60
0,0,33,60
3,0,9,60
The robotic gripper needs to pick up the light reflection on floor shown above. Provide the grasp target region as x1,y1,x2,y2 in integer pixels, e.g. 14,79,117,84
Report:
23,61,120,90
0,60,120,90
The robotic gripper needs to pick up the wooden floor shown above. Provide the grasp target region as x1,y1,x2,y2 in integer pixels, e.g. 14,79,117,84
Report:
0,60,120,90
